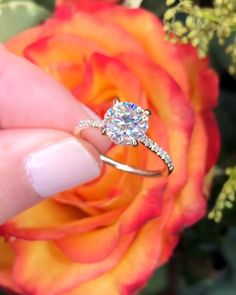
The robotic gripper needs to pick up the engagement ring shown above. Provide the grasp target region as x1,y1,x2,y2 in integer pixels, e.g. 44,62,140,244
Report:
75,99,174,177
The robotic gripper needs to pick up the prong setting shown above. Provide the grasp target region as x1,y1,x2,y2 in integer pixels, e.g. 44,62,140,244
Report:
114,97,120,105
144,109,151,116
132,139,139,147
101,128,107,135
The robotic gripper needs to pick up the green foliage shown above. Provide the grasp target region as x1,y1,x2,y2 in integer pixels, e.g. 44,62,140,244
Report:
180,227,236,295
0,0,54,10
142,0,167,17
140,267,167,294
0,0,51,42
32,0,55,11
163,0,236,75
140,222,236,294
209,167,236,222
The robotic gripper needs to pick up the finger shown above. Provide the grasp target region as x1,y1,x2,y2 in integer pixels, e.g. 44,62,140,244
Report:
0,45,111,153
0,128,101,223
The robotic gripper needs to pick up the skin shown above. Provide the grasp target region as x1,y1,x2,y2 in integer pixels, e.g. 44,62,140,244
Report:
0,45,111,223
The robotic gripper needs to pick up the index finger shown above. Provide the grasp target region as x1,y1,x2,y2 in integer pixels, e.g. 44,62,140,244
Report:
0,46,111,153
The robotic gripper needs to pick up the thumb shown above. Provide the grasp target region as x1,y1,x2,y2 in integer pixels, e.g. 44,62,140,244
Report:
0,129,101,223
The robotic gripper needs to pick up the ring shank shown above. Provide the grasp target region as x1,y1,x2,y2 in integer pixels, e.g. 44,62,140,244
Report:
76,120,174,177
100,154,167,177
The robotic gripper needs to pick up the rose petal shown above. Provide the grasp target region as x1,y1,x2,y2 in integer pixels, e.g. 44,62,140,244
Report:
174,44,218,110
55,224,121,263
56,0,118,9
65,220,167,295
55,180,166,263
38,11,146,56
6,27,40,56
12,235,134,295
166,116,209,233
0,238,19,293
95,6,189,94
24,34,107,69
73,53,144,108
0,201,123,240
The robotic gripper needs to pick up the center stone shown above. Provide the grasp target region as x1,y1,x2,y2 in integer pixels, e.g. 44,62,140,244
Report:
103,101,149,146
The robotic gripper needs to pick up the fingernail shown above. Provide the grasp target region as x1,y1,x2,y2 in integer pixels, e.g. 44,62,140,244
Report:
25,138,101,197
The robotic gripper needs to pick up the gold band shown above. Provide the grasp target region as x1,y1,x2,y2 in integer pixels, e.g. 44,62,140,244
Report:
75,120,174,177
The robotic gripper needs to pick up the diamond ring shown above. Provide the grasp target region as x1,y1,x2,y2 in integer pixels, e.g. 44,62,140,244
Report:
75,99,174,177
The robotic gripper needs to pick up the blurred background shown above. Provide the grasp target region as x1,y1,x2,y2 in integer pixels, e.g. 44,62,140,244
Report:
141,1,236,294
0,0,235,294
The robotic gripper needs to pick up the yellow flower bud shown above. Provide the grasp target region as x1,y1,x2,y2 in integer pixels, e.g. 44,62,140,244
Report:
215,211,223,222
194,6,203,17
192,37,199,47
166,0,176,6
164,8,176,20
226,167,233,175
163,23,170,31
181,36,189,43
228,192,235,201
208,211,215,219
218,38,225,45
218,200,225,210
164,34,171,41
215,0,223,6
186,16,195,28
229,65,236,74
188,30,198,39
214,7,222,16
225,201,233,208
181,1,193,10
172,20,187,36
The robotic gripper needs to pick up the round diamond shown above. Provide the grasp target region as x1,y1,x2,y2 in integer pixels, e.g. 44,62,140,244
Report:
103,102,149,145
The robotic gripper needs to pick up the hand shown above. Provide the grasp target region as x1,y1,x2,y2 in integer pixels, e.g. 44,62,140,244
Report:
0,45,110,223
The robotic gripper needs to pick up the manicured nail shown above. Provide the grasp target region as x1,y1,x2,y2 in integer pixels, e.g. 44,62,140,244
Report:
25,138,101,197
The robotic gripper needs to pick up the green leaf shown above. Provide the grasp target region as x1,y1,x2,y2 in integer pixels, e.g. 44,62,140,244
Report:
140,266,167,294
181,271,236,295
142,0,167,17
221,228,236,272
215,91,236,163
0,0,51,42
210,34,236,75
0,0,55,11
32,0,55,11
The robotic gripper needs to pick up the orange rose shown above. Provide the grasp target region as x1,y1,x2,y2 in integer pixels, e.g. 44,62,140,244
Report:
0,1,220,294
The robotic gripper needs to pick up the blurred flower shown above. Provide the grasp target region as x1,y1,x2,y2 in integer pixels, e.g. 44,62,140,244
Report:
0,0,220,294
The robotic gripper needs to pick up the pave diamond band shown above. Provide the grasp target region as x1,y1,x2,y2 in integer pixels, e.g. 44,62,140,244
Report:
75,100,174,177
